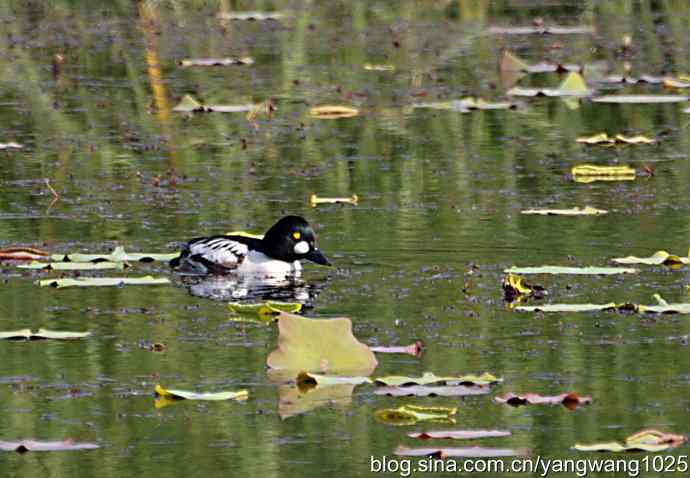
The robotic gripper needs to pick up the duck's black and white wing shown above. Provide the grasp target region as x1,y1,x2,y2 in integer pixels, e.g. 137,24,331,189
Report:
170,235,252,274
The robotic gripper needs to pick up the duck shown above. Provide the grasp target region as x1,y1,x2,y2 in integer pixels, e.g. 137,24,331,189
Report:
170,215,331,277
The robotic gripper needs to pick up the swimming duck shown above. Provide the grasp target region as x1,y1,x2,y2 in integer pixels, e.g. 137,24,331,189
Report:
170,215,330,276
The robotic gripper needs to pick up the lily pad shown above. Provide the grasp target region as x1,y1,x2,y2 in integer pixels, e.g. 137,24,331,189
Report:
516,294,690,314
375,405,457,426
408,430,511,440
0,142,23,150
266,313,378,375
51,246,178,263
573,442,672,453
0,247,50,261
172,95,254,113
508,72,591,97
363,64,395,71
296,372,372,387
37,276,171,288
373,371,501,387
504,266,637,275
179,57,254,67
571,164,636,179
576,133,656,145
502,273,547,302
412,98,518,112
0,329,91,340
495,392,592,409
612,250,690,266
309,106,359,119
375,385,490,397
488,25,594,35
370,341,423,357
521,206,608,216
228,301,302,323
500,50,580,74
515,303,616,313
216,11,289,21
592,95,689,104
154,384,248,402
0,440,99,453
18,261,125,271
310,194,358,207
625,429,686,447
394,445,527,458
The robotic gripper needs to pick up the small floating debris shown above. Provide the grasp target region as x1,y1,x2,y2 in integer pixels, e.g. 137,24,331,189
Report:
520,206,608,216
0,329,91,340
309,105,359,119
179,57,254,67
310,194,358,207
363,64,395,71
37,276,171,289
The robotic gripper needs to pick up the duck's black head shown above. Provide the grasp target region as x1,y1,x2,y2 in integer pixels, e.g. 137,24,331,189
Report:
261,215,331,266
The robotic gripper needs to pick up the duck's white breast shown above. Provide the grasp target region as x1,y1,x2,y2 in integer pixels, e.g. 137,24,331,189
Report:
236,250,302,278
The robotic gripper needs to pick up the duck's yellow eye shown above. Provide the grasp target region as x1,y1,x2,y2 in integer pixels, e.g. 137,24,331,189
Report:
292,231,301,240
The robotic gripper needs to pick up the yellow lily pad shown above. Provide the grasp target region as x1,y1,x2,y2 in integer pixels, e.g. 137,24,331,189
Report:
310,194,358,207
573,442,671,453
266,313,378,375
309,106,359,119
612,250,690,266
373,371,501,387
154,384,248,403
375,405,457,426
577,133,656,145
18,261,125,271
37,276,171,288
521,206,608,216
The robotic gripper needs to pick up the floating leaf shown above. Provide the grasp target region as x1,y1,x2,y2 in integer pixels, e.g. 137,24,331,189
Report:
363,64,395,71
266,313,378,375
0,142,23,150
504,266,637,275
172,94,254,113
216,11,288,21
296,372,372,387
375,405,457,426
571,165,636,180
577,133,656,145
370,341,423,357
502,273,547,302
51,246,178,263
412,98,518,112
612,250,690,266
625,430,687,447
516,294,690,314
179,57,254,67
0,329,91,340
228,301,302,323
515,303,617,313
154,384,248,403
394,445,527,458
18,261,125,271
488,25,594,35
601,75,664,85
500,50,580,74
0,247,49,261
521,206,608,216
662,78,690,88
310,194,358,207
573,442,671,453
373,371,501,387
375,385,490,397
37,276,171,288
508,72,591,97
0,440,99,453
495,392,592,410
592,95,688,104
309,106,359,118
408,430,511,440
172,94,204,112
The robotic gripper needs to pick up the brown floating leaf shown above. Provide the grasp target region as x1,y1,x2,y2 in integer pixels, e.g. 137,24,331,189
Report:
0,247,49,261
370,341,423,357
408,430,511,440
266,313,378,375
179,57,254,67
495,392,592,410
394,445,527,458
0,440,99,453
375,385,490,397
625,429,687,447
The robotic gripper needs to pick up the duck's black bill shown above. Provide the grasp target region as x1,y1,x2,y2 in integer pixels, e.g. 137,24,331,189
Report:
306,249,331,266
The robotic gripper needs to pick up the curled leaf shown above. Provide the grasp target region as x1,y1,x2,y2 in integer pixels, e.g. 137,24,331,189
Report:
375,405,457,426
577,133,656,145
310,194,358,207
374,371,501,387
51,246,178,263
573,442,671,453
612,250,689,266
0,247,49,260
296,372,372,388
375,385,490,397
625,430,686,447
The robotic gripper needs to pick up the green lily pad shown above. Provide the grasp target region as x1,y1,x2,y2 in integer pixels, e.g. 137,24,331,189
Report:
521,206,608,216
37,276,171,288
51,246,178,263
18,261,125,271
266,313,378,375
373,371,501,387
516,294,690,314
504,266,637,275
375,405,457,426
0,329,91,340
612,250,690,266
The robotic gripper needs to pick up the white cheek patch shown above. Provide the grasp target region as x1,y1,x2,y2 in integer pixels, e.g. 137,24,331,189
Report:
293,241,310,255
